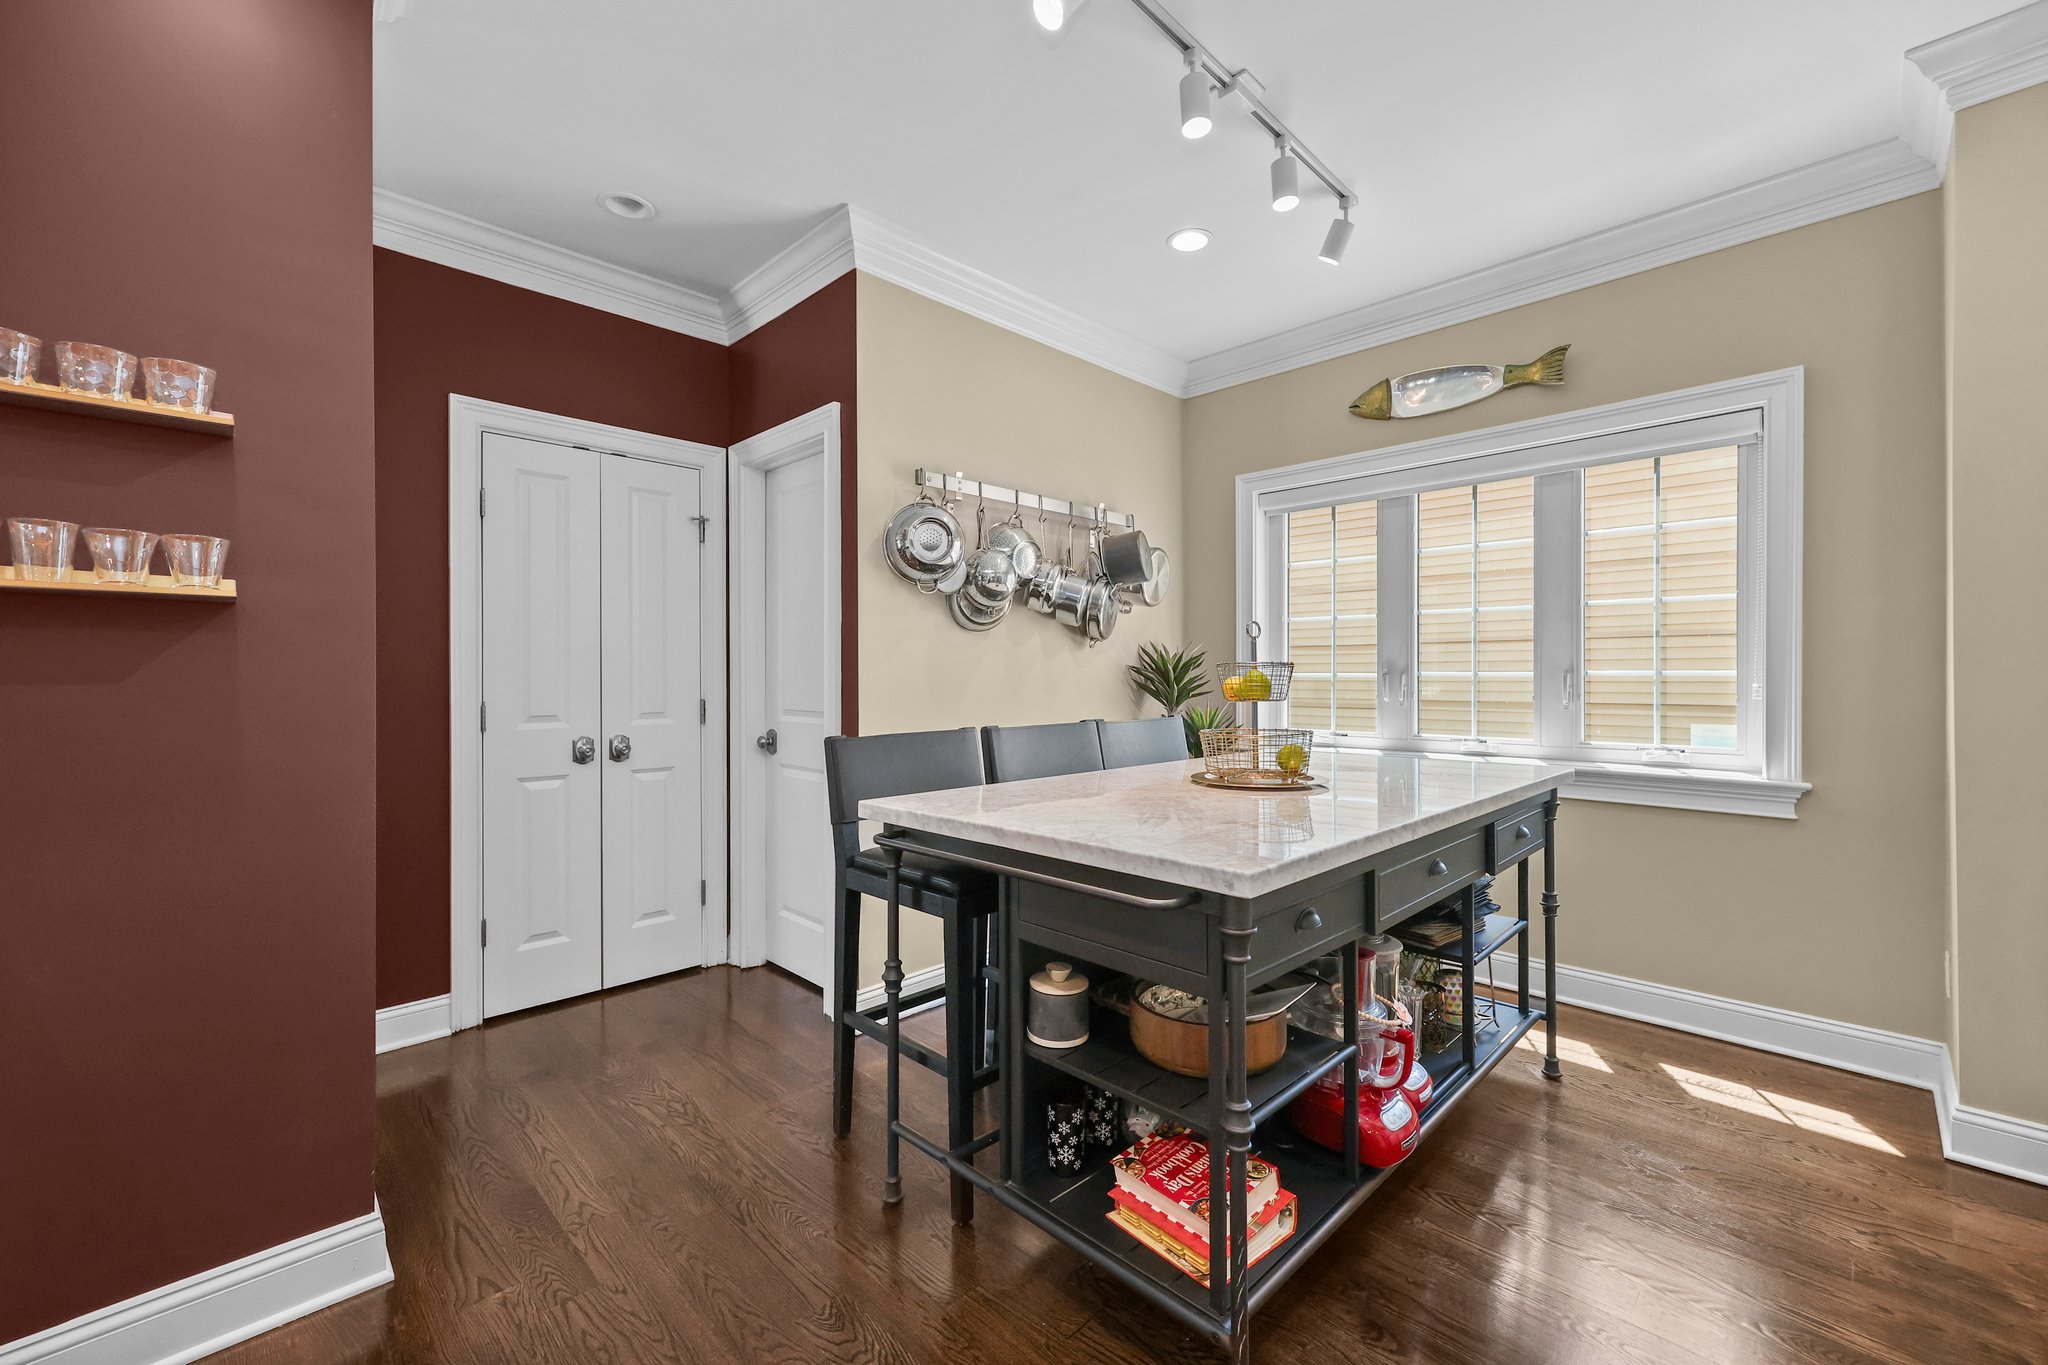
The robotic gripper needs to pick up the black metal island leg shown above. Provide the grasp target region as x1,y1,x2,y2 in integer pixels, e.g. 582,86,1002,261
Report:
882,845,907,1203
1540,795,1562,1081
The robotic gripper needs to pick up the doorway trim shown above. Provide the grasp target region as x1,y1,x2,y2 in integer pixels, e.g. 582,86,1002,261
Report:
728,403,843,984
447,394,729,1032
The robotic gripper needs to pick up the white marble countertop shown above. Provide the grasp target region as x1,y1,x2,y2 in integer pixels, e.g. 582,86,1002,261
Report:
860,751,1573,899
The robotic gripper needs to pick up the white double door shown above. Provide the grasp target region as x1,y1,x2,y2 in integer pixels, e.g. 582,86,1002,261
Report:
480,431,706,1018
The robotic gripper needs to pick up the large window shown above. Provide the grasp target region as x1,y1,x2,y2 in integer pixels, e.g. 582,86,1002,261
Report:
1248,371,1806,817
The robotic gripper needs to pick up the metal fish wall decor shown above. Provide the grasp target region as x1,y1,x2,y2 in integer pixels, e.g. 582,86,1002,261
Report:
1350,344,1569,420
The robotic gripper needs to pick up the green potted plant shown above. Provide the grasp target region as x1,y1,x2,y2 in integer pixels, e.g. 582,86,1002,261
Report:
1128,643,1216,757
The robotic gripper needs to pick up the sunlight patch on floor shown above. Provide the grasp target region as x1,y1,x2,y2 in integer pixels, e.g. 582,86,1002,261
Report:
1660,1064,1901,1155
1514,1032,1613,1073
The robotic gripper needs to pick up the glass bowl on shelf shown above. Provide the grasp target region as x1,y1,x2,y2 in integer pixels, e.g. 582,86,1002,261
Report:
0,328,40,385
8,517,79,581
82,527,159,584
142,357,217,413
56,342,136,400
160,533,229,589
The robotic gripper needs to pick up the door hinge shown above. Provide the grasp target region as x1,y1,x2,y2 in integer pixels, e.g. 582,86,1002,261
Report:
699,698,707,724
481,919,488,948
700,880,708,906
479,701,487,733
479,487,487,518
691,513,708,544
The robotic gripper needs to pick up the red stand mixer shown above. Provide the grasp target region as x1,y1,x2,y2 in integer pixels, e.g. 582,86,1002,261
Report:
1287,935,1428,1167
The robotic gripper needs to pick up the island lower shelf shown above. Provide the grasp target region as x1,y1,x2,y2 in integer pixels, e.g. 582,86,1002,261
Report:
1009,999,1543,1324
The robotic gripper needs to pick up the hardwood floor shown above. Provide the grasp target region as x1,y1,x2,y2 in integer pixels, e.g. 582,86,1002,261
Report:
211,967,2048,1365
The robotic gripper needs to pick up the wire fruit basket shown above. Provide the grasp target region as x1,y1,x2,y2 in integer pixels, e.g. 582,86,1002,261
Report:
1197,727,1316,788
1217,660,1292,703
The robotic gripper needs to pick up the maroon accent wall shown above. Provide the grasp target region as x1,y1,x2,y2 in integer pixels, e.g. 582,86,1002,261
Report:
730,273,860,735
372,250,730,1009
0,1,377,1339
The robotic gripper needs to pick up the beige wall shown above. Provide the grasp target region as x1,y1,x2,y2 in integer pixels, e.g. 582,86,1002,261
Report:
1182,196,1951,1041
1947,85,2048,1124
853,272,1186,984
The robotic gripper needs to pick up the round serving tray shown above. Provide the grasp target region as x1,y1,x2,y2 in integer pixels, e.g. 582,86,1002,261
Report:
1189,771,1327,794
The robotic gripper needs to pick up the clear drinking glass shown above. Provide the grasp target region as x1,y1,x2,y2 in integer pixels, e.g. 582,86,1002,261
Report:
160,532,229,588
0,328,40,385
8,517,79,581
82,527,159,584
141,357,216,413
56,342,136,400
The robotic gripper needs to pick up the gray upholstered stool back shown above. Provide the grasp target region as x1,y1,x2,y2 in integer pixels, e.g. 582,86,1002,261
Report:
824,728,986,827
980,721,1106,784
1097,716,1189,768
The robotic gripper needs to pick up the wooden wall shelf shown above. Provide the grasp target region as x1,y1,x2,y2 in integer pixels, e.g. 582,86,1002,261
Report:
0,567,236,600
0,380,234,433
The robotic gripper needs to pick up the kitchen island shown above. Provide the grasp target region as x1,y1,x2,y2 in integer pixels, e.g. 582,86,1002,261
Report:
861,750,1571,1364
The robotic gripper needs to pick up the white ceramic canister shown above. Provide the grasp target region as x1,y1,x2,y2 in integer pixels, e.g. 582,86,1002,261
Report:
1026,961,1090,1049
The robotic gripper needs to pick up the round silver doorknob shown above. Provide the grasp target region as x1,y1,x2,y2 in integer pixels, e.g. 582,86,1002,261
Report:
756,728,778,755
608,735,632,763
571,736,596,764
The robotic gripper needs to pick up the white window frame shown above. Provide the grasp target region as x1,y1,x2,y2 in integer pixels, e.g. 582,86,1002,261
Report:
1236,368,1807,819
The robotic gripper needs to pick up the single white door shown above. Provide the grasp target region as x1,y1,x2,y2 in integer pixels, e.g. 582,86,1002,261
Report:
599,455,705,987
737,422,838,991
481,432,604,1017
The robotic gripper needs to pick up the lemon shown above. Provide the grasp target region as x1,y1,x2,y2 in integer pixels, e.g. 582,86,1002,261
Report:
1220,676,1243,702
1239,668,1273,702
1276,743,1308,774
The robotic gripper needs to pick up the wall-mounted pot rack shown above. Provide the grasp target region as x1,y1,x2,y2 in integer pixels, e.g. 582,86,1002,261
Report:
912,469,1137,530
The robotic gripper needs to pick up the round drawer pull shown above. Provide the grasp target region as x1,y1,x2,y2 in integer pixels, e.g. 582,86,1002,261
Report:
1427,858,1449,877
1515,825,1532,842
1295,906,1323,932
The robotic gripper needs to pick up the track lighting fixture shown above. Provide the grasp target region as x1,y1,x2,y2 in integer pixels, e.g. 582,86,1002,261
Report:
1178,52,1213,139
1318,202,1354,265
1270,143,1301,213
1032,0,1086,32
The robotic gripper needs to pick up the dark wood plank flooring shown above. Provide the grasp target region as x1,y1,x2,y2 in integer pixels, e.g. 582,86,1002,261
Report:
210,967,2048,1364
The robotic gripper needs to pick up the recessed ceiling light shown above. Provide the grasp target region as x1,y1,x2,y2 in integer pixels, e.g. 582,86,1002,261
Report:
1168,227,1211,253
599,192,657,221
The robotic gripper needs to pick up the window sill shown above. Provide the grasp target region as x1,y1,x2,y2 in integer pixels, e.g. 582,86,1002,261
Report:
1560,762,1809,819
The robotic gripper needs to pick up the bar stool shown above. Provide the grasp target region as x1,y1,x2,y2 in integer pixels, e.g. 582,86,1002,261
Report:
1097,716,1190,767
980,720,1105,783
824,728,997,1223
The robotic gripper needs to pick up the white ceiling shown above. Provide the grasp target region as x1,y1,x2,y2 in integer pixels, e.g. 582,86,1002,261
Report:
374,0,2011,368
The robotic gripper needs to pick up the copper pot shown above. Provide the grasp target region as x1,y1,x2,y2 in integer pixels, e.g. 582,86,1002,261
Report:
1128,983,1290,1078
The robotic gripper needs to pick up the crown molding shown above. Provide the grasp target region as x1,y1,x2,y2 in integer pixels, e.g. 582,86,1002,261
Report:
722,207,858,342
1908,0,2048,113
845,209,1190,395
1181,137,1939,396
371,189,727,343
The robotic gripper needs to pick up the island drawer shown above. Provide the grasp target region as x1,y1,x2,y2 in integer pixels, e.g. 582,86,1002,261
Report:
1014,879,1213,977
1487,802,1547,871
1374,829,1486,928
1248,879,1365,978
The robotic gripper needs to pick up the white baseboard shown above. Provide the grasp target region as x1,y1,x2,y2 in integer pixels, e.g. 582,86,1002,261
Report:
0,1206,391,1365
1522,956,2047,1186
854,963,947,1015
375,995,452,1053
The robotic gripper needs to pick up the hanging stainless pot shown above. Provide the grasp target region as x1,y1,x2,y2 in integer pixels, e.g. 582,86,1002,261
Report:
1082,576,1120,642
950,588,1007,632
1136,546,1171,607
1100,528,1154,587
963,545,1019,609
1044,567,1093,627
884,497,963,588
987,518,1039,581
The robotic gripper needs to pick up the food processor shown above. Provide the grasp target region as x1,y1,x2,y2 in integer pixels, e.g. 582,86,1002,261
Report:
1286,936,1428,1166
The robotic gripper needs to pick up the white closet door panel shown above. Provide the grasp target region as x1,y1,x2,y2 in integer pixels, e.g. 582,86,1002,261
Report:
481,432,604,1017
761,456,832,987
600,455,704,987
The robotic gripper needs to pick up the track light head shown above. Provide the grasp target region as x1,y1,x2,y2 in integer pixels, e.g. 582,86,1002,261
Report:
1032,0,1086,32
1178,53,1213,139
1318,203,1354,265
1270,144,1301,213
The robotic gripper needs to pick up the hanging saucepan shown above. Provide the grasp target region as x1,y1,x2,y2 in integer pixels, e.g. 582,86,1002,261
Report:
1135,546,1171,607
950,588,1007,632
1043,567,1094,626
884,494,963,590
964,545,1019,609
1100,528,1153,587
1082,576,1121,643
